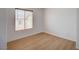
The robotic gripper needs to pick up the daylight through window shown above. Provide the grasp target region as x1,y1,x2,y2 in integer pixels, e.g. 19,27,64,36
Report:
15,9,33,31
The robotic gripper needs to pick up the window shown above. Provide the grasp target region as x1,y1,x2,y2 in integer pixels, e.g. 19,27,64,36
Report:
15,9,33,31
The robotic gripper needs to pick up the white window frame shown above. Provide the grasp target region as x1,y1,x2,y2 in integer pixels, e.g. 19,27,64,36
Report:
15,8,33,31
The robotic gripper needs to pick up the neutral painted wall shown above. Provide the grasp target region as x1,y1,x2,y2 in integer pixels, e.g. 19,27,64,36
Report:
7,8,77,42
44,8,77,41
0,9,7,49
7,8,44,42
76,9,79,48
0,8,77,49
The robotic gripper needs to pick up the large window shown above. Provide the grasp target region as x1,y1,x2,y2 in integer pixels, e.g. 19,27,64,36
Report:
15,9,33,31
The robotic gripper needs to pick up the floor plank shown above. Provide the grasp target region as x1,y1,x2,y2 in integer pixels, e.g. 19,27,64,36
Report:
7,32,76,50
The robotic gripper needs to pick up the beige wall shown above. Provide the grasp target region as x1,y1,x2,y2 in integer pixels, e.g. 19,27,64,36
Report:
0,8,78,49
44,8,77,41
7,8,44,42
0,9,7,49
6,8,77,42
76,9,79,48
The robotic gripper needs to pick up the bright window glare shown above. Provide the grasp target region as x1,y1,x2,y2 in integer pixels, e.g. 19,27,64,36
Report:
15,9,33,31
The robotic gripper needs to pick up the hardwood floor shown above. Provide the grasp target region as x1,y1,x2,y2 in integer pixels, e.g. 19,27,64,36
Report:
7,32,76,50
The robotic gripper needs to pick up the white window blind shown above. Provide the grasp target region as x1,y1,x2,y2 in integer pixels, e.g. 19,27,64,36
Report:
15,9,33,31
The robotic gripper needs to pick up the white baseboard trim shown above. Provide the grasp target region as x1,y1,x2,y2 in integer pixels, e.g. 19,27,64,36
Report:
8,31,43,42
8,31,76,42
45,32,76,42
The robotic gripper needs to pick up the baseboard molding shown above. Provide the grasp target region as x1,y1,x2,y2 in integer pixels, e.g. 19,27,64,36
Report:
8,32,76,43
44,32,76,42
8,32,44,42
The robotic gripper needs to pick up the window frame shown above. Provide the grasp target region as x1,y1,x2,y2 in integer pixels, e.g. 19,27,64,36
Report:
15,8,33,31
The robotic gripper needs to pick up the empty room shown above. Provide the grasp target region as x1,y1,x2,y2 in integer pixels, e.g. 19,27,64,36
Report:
0,8,79,50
